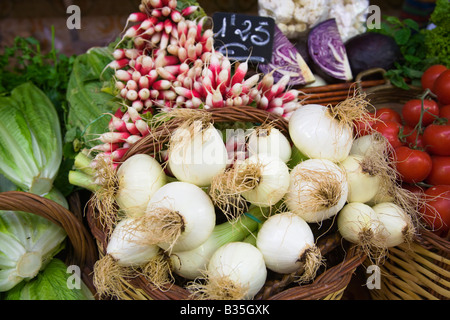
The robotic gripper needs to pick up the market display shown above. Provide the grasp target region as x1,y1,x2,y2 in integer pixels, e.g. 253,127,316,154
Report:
0,0,449,301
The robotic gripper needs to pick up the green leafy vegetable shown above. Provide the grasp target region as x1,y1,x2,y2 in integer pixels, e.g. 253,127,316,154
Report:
0,28,75,133
370,16,434,89
4,258,94,300
0,82,62,195
65,47,117,153
0,206,67,292
370,1,449,90
424,0,450,68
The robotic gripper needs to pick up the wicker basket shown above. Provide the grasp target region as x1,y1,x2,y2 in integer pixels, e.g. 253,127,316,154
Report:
369,228,450,300
299,75,386,107
355,67,423,112
355,68,450,300
86,105,367,300
0,191,99,296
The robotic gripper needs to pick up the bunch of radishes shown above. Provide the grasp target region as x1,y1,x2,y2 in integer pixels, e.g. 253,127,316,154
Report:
89,0,302,168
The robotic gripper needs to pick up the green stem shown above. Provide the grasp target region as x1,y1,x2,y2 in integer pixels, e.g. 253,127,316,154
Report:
409,89,434,149
68,170,99,192
74,152,95,176
51,26,57,68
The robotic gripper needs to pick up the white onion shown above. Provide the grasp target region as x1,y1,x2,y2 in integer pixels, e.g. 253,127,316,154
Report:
372,202,414,247
240,154,290,207
115,154,166,217
106,218,160,267
350,133,387,157
285,158,348,223
337,202,381,247
247,127,292,163
93,217,168,299
168,123,228,187
169,206,265,280
339,154,381,203
146,181,216,252
289,104,353,162
189,242,267,300
256,212,321,278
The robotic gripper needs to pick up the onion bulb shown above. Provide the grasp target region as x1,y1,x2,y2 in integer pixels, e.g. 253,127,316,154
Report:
339,154,381,203
169,206,266,280
247,127,292,163
210,153,290,219
350,133,388,157
145,181,216,252
289,95,372,162
239,154,290,207
256,212,322,281
337,202,382,250
289,104,353,162
187,242,267,300
372,202,415,247
93,217,169,299
168,122,228,187
115,154,166,217
285,158,348,223
105,218,161,267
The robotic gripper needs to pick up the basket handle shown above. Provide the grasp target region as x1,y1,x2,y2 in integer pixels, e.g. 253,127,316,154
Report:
0,191,98,294
356,68,390,93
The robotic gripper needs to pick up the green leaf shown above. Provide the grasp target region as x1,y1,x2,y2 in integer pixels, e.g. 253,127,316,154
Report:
4,258,94,300
65,47,118,151
0,83,62,195
394,28,411,45
385,15,402,26
403,19,419,31
0,209,66,291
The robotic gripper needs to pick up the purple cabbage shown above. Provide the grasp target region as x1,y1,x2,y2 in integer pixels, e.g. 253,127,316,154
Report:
308,19,353,81
259,25,315,86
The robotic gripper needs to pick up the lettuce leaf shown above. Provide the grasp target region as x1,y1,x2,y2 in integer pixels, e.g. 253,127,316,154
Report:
0,83,62,195
65,46,118,152
4,258,94,300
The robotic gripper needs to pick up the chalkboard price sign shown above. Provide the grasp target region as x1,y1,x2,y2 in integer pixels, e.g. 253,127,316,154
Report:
212,12,275,64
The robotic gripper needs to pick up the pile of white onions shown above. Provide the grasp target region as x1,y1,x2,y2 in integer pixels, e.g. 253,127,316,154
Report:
90,94,419,300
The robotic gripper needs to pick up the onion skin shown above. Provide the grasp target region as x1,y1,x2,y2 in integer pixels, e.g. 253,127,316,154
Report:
115,154,167,217
107,218,160,267
147,181,216,252
337,202,380,245
168,124,228,187
257,212,315,274
340,154,381,204
285,158,348,223
289,104,353,163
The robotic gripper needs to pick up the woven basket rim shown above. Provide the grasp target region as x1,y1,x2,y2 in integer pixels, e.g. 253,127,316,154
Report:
87,105,367,300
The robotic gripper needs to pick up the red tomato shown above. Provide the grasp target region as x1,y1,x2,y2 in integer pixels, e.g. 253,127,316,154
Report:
422,124,450,156
375,107,402,123
402,183,425,200
421,64,447,91
440,105,450,121
401,99,440,127
373,120,403,149
353,112,376,137
421,185,450,236
433,70,450,105
394,146,432,183
425,156,450,186
402,125,424,149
